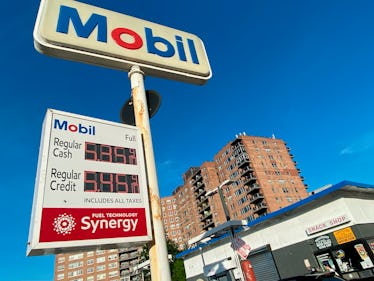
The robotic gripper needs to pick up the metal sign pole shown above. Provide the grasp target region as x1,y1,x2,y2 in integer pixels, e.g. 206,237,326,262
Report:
128,65,172,281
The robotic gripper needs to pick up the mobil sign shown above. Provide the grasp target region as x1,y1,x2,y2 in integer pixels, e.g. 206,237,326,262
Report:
33,0,212,84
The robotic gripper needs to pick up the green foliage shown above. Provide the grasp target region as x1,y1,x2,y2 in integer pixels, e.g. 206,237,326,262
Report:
171,258,186,281
140,239,186,280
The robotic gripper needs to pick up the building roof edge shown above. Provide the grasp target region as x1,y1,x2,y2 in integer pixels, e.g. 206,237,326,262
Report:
176,180,374,259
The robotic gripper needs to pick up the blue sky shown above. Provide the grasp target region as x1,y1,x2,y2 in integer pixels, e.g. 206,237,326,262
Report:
2,0,374,280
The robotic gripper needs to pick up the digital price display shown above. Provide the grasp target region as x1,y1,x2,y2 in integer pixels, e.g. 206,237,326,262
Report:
28,109,152,256
84,171,139,193
85,142,137,164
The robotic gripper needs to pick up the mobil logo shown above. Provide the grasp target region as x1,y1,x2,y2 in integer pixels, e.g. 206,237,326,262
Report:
34,0,212,84
54,119,96,135
57,5,200,64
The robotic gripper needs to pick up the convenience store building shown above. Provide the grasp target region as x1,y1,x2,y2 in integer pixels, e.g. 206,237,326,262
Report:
177,181,374,280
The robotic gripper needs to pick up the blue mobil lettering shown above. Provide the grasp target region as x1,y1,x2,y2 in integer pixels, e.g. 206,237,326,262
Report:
54,119,96,135
56,5,200,64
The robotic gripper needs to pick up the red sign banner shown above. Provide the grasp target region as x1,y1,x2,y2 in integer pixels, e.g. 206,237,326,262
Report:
39,208,147,242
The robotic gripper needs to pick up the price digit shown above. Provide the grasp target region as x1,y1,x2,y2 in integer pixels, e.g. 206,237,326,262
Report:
100,172,113,192
85,143,97,160
100,144,112,162
114,147,126,164
84,171,98,191
128,148,137,165
131,175,139,193
116,174,129,193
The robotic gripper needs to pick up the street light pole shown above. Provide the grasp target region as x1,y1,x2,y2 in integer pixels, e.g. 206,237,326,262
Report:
207,179,246,281
207,179,233,222
217,182,231,222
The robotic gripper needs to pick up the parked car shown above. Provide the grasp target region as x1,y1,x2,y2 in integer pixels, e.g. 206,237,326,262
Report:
279,272,346,280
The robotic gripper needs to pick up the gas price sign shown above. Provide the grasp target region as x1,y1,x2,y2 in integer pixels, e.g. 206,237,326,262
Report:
27,109,152,256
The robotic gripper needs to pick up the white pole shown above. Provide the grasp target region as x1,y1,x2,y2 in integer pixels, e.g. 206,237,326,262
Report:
217,181,245,281
128,65,172,281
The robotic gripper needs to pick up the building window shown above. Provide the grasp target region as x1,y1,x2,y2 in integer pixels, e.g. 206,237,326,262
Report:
238,196,248,205
87,259,94,265
108,254,118,260
96,265,106,271
68,253,83,261
57,273,64,280
68,261,83,269
68,269,83,277
97,273,106,280
109,271,119,277
108,262,117,269
240,205,251,214
57,257,65,263
87,267,94,274
96,256,106,263
57,265,65,271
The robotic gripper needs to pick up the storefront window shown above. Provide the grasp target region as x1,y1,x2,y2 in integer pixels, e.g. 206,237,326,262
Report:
315,239,374,276
368,239,374,255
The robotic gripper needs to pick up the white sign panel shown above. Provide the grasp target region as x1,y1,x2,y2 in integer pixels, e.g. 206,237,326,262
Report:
33,0,212,85
306,214,350,235
27,109,152,256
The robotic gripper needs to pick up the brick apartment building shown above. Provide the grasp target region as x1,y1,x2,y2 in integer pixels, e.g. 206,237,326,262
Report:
163,134,308,248
54,134,308,280
54,249,120,281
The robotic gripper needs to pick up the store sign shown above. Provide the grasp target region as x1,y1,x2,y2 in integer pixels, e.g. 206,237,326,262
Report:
334,227,356,245
33,0,211,84
314,235,332,249
306,214,350,235
27,109,152,256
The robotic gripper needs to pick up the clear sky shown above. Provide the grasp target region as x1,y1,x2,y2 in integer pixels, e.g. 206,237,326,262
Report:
2,0,374,280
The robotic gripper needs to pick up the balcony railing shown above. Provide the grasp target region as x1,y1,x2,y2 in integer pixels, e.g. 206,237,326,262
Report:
252,202,267,214
250,192,264,204
236,157,250,168
240,166,253,176
247,184,260,194
242,175,256,186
